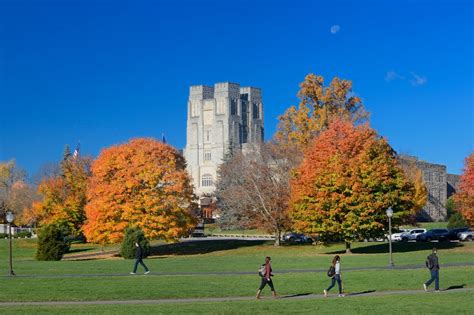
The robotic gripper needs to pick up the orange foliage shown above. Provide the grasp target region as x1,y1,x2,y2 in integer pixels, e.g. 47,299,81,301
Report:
290,119,418,247
82,138,197,245
454,153,474,228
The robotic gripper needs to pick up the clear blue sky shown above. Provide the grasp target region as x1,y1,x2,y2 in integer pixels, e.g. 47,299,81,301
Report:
0,0,472,177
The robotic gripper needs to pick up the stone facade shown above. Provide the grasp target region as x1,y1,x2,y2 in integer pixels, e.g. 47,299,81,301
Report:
183,82,264,196
398,155,460,222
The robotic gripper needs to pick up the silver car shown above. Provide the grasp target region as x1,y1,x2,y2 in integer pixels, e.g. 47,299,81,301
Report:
400,229,427,242
458,230,473,241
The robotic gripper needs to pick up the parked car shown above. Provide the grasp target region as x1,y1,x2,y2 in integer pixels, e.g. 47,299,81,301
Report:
190,223,206,237
416,229,449,242
458,230,473,242
283,233,313,243
446,227,470,241
400,228,427,242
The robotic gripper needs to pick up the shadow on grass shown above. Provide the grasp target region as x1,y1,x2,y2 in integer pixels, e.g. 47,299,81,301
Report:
445,284,465,291
282,292,312,299
150,239,269,256
328,242,463,254
66,248,95,254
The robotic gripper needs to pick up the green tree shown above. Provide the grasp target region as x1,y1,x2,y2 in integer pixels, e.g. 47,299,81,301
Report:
35,222,71,261
120,227,150,259
447,212,468,229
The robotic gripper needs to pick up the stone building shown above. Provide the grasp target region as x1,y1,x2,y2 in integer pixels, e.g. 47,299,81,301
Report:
398,155,460,222
183,82,264,199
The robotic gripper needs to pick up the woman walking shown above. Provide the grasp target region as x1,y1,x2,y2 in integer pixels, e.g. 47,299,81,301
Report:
324,255,344,297
256,256,277,299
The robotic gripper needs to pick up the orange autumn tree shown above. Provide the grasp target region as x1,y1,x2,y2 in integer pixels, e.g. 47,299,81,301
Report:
24,149,91,235
83,138,197,245
290,119,418,252
454,153,474,228
275,73,369,153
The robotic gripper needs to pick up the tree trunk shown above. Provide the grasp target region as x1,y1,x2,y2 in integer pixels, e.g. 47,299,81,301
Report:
345,241,352,254
274,228,281,246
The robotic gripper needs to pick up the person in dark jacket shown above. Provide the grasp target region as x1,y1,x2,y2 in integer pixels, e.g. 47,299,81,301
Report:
256,256,277,299
423,247,440,292
130,242,150,275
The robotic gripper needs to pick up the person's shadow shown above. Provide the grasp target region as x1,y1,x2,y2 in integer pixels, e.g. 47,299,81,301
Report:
281,293,312,299
346,290,376,296
444,284,465,291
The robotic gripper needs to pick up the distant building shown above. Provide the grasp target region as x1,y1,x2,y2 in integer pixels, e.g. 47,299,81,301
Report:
183,82,264,199
398,155,460,222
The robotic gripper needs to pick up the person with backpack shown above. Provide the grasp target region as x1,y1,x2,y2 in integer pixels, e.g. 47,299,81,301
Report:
324,255,344,297
130,242,150,275
424,247,440,292
256,256,277,299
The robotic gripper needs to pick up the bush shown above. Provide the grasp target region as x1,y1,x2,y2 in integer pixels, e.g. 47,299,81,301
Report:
35,224,71,261
120,227,150,259
15,230,32,238
448,212,468,229
0,233,7,239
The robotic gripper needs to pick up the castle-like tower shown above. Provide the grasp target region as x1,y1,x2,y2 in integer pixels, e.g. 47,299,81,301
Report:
184,82,264,196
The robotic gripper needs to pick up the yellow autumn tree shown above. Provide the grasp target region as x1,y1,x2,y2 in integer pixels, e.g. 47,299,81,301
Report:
275,73,369,153
83,138,197,245
24,148,91,235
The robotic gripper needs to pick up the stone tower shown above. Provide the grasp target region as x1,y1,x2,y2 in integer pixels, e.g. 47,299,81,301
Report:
183,82,264,196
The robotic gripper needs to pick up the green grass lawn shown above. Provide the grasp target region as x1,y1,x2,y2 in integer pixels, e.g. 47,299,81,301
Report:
0,238,473,314
2,292,473,315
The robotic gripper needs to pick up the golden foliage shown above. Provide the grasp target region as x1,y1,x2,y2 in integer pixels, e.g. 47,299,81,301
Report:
275,73,369,153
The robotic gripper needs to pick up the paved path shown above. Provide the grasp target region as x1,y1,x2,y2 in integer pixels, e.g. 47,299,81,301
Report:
3,262,474,279
0,288,472,307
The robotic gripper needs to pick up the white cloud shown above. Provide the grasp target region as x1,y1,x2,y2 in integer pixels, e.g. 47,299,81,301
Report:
410,72,427,86
330,25,340,35
385,70,404,82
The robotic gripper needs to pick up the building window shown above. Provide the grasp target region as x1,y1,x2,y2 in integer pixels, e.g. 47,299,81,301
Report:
201,174,213,187
204,151,212,161
253,102,259,119
205,130,211,143
230,99,237,115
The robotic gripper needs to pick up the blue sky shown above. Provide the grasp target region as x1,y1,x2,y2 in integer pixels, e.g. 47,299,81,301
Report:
0,0,472,177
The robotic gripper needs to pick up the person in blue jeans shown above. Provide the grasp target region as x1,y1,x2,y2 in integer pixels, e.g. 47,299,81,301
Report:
130,242,150,275
324,255,344,297
424,248,440,292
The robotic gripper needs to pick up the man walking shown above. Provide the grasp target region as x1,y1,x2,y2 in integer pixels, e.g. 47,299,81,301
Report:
423,248,440,292
130,242,150,275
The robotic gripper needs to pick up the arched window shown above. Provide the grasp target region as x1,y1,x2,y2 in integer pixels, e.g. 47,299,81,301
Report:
201,174,213,187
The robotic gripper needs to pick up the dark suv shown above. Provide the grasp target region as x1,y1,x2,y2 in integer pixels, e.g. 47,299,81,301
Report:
416,229,449,242
446,227,470,241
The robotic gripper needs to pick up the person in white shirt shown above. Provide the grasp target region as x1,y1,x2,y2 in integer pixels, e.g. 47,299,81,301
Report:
324,255,344,297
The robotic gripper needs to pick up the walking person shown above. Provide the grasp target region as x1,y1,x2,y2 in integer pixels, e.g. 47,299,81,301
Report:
324,255,344,297
424,248,440,292
256,256,277,299
130,242,150,275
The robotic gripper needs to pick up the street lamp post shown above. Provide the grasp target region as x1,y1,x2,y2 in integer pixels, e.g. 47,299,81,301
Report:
6,210,15,276
386,207,394,268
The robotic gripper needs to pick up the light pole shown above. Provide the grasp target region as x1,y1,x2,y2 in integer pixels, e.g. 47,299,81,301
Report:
6,210,15,276
386,207,394,268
